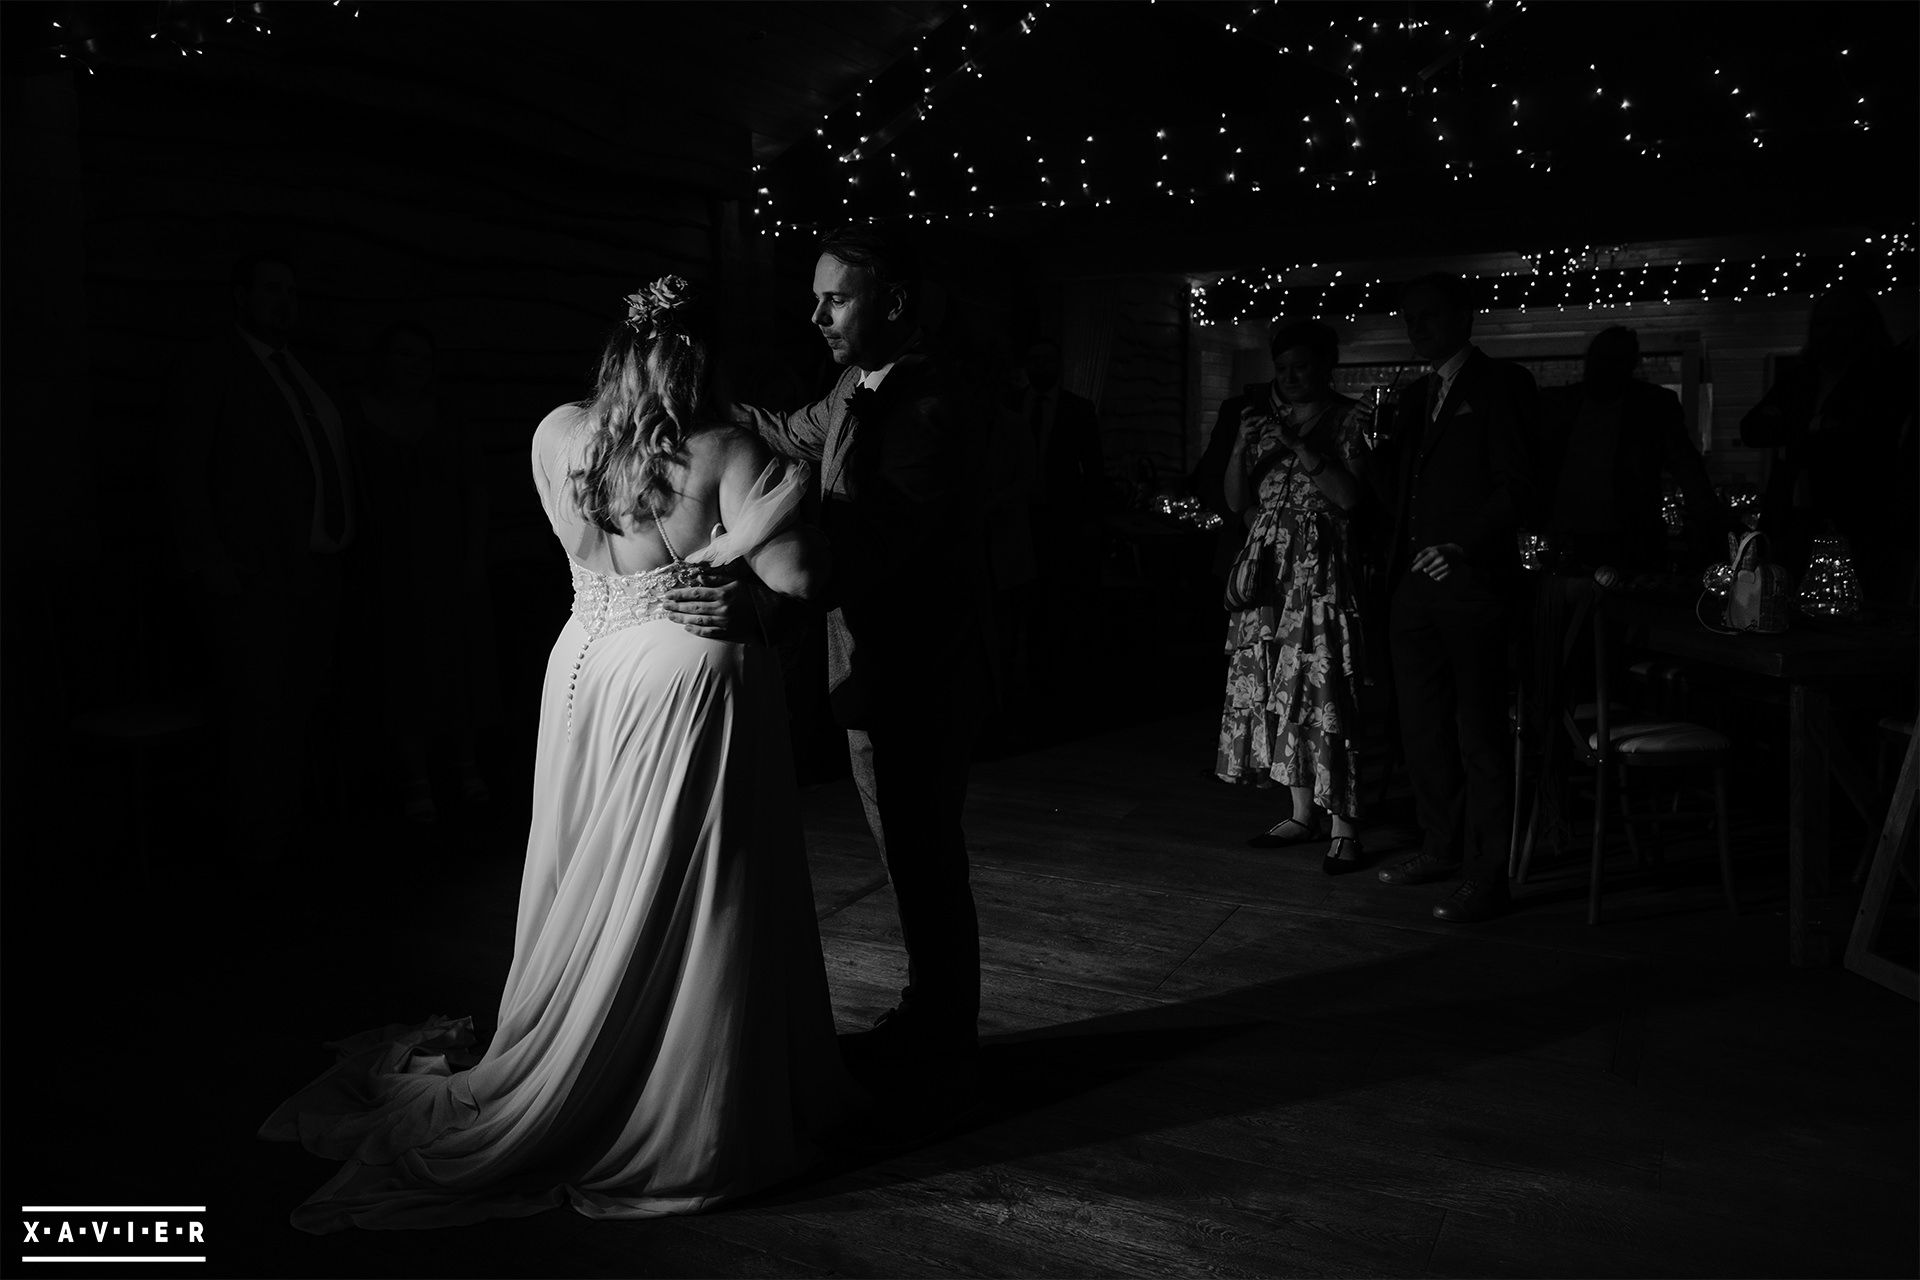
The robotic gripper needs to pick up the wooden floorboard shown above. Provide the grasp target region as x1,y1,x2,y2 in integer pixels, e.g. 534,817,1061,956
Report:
6,708,1914,1278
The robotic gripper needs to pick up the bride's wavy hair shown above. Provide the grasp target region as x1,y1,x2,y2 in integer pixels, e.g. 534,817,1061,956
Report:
571,275,727,534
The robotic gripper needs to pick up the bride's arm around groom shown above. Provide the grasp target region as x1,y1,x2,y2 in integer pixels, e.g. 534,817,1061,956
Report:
703,426,829,602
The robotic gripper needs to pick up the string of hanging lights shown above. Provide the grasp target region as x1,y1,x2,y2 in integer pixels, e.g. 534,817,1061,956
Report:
28,1,1906,243
1191,229,1917,326
31,1,363,74
751,1,1906,235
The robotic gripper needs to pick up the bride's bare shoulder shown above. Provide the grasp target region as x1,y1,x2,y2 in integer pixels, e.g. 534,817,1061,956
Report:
534,402,588,450
531,402,592,474
529,404,591,502
687,423,773,473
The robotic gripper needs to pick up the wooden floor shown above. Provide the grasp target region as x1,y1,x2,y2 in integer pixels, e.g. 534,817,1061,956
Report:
9,707,1916,1279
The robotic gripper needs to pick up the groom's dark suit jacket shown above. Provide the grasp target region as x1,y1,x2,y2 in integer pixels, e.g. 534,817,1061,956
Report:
739,337,992,728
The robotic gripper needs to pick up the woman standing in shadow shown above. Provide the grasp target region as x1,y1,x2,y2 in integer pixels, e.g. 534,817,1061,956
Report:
1215,319,1372,873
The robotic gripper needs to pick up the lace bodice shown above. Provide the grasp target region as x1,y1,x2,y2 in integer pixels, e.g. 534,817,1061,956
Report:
563,558,701,734
568,558,700,642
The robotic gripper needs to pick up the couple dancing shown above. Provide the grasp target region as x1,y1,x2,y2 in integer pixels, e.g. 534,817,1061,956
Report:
259,225,989,1231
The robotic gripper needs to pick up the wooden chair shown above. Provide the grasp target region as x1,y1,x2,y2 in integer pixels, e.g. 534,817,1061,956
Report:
1857,714,1918,890
1846,727,1919,1000
1509,576,1631,882
1516,578,1736,925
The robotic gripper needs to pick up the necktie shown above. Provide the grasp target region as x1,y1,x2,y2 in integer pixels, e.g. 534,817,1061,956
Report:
1426,371,1444,423
270,351,347,543
1029,389,1046,440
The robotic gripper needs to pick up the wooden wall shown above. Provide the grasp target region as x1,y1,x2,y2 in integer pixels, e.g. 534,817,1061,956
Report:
67,69,737,554
1047,261,1920,505
1080,275,1191,495
1192,291,1919,493
0,53,756,786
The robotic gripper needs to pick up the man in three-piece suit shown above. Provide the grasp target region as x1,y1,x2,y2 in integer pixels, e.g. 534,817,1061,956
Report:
167,252,361,870
1370,273,1537,923
670,224,992,1068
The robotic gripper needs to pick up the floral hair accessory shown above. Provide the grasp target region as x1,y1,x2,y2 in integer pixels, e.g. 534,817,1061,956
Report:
623,274,693,342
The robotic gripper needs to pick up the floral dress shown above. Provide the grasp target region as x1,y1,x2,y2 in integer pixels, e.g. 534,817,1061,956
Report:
1215,398,1368,817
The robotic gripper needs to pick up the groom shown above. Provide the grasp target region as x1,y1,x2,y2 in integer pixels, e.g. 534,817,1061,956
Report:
667,224,991,1067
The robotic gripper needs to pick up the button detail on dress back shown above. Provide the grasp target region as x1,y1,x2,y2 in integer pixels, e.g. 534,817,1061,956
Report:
563,558,697,734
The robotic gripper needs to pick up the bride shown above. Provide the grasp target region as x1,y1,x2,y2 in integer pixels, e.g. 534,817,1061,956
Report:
260,276,854,1231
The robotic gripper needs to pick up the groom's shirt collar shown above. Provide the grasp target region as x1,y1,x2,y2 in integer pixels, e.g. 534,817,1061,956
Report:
855,327,927,392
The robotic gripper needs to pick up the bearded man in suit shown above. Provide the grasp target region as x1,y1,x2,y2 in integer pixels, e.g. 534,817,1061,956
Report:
1370,273,1537,923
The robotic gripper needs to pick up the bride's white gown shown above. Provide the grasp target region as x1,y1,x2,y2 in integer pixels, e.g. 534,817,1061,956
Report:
261,448,851,1232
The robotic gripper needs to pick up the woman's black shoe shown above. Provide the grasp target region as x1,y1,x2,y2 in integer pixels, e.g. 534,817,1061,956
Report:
1322,836,1365,875
1247,816,1319,848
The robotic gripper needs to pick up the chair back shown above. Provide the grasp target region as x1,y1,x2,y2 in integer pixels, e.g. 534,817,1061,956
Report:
1542,576,1608,768
1588,584,1619,769
1549,576,1654,769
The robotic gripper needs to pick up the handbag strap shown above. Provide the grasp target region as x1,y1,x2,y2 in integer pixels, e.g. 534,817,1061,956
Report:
1249,401,1339,487
1248,446,1299,490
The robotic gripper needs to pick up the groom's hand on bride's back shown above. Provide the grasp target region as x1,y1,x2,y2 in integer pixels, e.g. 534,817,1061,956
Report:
664,568,760,642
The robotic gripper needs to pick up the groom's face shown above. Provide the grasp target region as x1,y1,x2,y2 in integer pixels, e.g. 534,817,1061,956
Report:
811,253,902,372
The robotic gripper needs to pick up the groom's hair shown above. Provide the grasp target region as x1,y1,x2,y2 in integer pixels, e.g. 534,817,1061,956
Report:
819,223,920,314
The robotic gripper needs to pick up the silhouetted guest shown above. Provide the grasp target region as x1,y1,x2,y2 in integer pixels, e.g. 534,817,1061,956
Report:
1538,326,1732,577
355,321,499,824
982,386,1038,724
1020,339,1106,543
1215,319,1371,875
1741,288,1918,605
166,251,361,869
1369,273,1536,923
1017,338,1105,702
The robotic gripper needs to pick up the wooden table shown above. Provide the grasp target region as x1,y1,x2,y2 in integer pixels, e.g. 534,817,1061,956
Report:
1638,603,1917,965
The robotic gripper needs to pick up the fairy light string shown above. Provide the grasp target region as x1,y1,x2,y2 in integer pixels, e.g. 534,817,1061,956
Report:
751,3,1901,236
37,1,363,74
26,3,1900,240
1191,229,1917,327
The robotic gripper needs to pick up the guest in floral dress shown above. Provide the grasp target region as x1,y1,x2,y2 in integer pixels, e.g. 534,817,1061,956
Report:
1215,319,1371,874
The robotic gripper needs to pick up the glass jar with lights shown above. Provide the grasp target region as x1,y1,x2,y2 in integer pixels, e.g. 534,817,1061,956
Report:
1795,530,1864,621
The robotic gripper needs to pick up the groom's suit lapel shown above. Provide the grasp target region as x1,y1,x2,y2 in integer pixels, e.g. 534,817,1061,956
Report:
823,338,928,499
820,367,865,499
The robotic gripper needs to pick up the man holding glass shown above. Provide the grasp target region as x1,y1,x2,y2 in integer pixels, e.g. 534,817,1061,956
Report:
1369,273,1538,923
